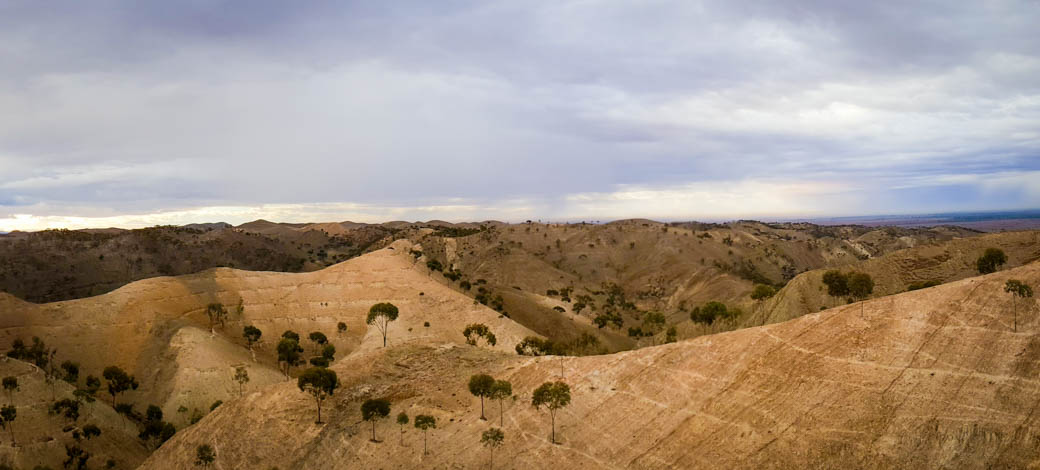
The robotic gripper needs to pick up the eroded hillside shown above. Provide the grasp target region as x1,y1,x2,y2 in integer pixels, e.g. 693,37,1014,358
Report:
140,261,1040,469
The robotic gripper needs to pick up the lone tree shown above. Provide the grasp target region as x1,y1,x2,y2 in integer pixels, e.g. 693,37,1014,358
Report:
361,398,391,442
233,366,250,397
463,324,498,347
532,381,571,444
977,248,1008,274
277,338,303,378
297,367,339,424
102,366,138,407
750,284,776,301
195,444,216,467
337,322,348,334
490,380,513,426
468,374,495,420
414,414,436,455
481,427,505,470
205,303,228,330
396,412,409,445
242,325,262,350
1005,279,1035,332
0,404,15,446
367,303,400,347
847,272,875,318
822,270,850,305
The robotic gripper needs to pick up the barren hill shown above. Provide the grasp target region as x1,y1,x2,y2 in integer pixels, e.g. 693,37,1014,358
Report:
0,240,534,436
140,261,1040,469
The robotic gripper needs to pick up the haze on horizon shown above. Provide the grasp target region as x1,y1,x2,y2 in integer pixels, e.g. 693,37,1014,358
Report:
1,1,1038,232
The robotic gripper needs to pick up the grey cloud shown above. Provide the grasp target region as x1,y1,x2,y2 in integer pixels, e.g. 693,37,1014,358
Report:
0,1,1037,220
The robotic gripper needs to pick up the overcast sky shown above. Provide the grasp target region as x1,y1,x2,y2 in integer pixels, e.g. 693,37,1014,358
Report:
1,1,1038,230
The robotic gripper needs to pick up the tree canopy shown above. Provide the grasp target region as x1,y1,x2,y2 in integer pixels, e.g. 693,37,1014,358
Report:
297,367,339,423
468,374,496,420
367,303,400,347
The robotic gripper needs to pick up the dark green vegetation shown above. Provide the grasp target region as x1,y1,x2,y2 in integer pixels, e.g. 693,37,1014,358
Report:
978,247,1008,274
0,222,395,302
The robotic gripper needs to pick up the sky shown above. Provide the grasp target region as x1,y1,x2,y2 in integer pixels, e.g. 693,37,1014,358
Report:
1,1,1038,231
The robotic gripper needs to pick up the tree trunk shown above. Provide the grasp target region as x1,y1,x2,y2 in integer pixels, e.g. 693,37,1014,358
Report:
316,398,322,424
1014,296,1017,332
499,400,504,426
424,430,428,454
550,410,556,444
480,396,485,420
489,447,494,470
372,421,377,442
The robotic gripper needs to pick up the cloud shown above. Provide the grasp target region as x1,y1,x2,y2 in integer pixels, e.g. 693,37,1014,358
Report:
0,1,1037,228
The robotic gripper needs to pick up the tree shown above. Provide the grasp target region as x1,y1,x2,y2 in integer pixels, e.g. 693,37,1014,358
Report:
50,398,80,423
750,284,777,301
282,330,301,342
337,322,348,334
531,381,571,444
60,361,80,385
242,325,262,350
463,323,498,347
82,423,101,440
490,380,513,426
78,375,101,404
468,374,495,420
396,412,409,445
847,272,874,318
2,376,17,402
297,367,338,424
0,404,16,446
277,338,303,379
321,344,336,362
690,301,728,325
481,427,505,470
414,414,436,455
308,332,328,347
233,366,250,397
977,248,1008,274
822,270,849,301
1005,279,1035,332
361,399,391,442
195,444,216,467
367,303,400,347
206,303,228,330
102,366,139,407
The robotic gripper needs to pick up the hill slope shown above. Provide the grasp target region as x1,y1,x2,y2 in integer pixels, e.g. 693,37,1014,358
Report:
0,240,535,433
141,261,1040,469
